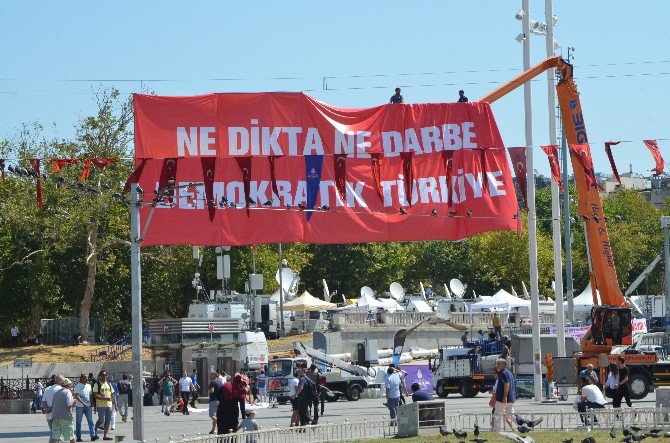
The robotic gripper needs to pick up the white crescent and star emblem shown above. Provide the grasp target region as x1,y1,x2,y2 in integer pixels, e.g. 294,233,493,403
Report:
206,169,214,180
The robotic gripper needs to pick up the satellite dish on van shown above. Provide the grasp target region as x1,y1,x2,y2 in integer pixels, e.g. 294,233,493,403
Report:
449,278,466,298
323,279,331,302
275,268,295,292
389,282,405,300
360,286,374,298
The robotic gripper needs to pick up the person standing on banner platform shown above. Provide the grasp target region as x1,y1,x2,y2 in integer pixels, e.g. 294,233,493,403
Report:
389,87,404,104
458,90,468,102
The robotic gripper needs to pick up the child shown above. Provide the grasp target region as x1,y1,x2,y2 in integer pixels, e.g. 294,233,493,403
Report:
237,410,261,443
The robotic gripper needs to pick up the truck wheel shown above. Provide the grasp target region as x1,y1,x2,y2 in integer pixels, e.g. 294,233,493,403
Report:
436,380,449,398
460,382,477,398
628,372,650,400
346,384,362,401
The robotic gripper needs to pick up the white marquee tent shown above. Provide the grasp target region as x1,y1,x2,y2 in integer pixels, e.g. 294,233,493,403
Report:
470,289,531,311
280,291,337,311
564,283,601,314
337,292,385,311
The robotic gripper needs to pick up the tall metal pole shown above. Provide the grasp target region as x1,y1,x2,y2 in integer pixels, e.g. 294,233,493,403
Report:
545,0,566,358
661,217,670,334
561,119,574,323
130,183,144,441
522,0,543,402
278,244,285,337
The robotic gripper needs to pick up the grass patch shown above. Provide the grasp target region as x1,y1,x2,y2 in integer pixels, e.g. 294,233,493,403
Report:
344,430,616,443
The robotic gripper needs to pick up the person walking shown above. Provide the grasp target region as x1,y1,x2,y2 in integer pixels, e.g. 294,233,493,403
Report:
43,374,64,432
493,358,516,431
605,363,618,399
492,313,502,338
295,366,315,426
190,368,200,408
32,378,44,413
178,370,194,415
109,379,118,431
159,372,177,416
117,374,131,422
92,371,116,441
256,369,267,404
207,372,222,434
613,356,633,408
74,374,98,442
288,368,302,427
384,365,404,421
216,374,247,434
50,378,76,443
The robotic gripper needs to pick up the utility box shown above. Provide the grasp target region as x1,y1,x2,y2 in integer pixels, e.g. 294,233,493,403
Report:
655,387,670,421
249,274,264,291
552,357,579,386
396,400,446,437
351,340,379,365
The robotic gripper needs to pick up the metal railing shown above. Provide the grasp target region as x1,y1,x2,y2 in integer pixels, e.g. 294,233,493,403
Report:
380,312,434,325
153,418,396,443
440,407,670,432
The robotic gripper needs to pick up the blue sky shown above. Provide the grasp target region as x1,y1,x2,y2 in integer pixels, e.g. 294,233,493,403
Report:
1,1,669,176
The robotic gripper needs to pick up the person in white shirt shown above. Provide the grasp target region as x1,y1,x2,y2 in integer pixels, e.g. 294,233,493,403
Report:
43,374,64,431
578,378,606,424
10,326,19,347
288,370,301,427
74,374,98,441
32,378,44,413
178,371,194,415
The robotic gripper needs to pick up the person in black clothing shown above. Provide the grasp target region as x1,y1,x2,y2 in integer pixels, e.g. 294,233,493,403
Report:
295,368,314,426
458,90,468,102
390,88,404,104
613,356,633,408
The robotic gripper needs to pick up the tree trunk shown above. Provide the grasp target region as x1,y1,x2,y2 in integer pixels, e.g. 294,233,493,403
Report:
79,223,99,342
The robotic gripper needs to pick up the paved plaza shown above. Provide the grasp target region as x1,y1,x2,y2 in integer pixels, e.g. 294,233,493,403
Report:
0,392,658,442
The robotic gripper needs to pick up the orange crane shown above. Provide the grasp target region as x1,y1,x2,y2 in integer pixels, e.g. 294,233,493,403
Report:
478,57,670,399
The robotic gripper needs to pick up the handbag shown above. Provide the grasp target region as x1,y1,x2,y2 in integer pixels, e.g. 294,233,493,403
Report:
489,394,496,408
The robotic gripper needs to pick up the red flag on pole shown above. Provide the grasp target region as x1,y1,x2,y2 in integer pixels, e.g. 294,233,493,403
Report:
604,142,622,185
29,159,44,209
370,153,383,203
50,158,79,173
268,156,280,200
507,147,528,209
540,145,564,192
441,150,455,207
79,157,116,182
643,140,665,176
201,157,217,221
400,152,414,206
122,159,147,194
569,144,604,190
334,154,347,203
236,157,252,216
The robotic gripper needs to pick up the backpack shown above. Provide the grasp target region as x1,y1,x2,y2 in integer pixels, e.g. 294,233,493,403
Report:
119,380,130,395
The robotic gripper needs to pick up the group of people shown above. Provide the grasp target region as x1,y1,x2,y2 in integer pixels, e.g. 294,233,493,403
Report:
574,357,633,423
40,370,133,442
157,368,262,437
287,364,326,427
389,88,468,104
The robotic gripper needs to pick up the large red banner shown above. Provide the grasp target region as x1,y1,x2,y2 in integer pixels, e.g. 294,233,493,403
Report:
133,93,519,246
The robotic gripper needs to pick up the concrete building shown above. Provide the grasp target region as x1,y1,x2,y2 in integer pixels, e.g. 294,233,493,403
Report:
650,176,670,208
599,169,648,197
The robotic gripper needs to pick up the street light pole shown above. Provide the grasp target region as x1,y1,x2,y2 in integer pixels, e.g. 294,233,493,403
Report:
521,0,543,402
278,243,285,337
545,0,566,358
130,183,144,441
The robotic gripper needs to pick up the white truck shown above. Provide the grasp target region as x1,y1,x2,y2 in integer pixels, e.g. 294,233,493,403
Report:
267,341,376,404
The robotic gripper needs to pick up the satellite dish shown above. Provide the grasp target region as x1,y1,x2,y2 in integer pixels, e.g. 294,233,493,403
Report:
522,281,530,300
275,268,295,292
443,284,452,300
323,279,331,302
511,286,518,297
389,282,405,301
241,312,249,320
449,278,466,298
360,286,374,298
419,282,426,300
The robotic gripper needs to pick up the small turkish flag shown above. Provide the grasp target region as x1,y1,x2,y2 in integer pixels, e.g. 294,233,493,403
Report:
208,323,215,333
540,145,564,192
569,144,603,190
163,324,170,334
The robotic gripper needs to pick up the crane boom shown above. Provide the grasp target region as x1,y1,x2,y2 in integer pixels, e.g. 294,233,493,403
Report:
480,56,632,352
293,341,373,377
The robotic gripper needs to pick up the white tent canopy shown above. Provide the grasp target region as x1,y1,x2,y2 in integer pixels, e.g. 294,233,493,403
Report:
470,289,531,311
564,283,601,313
280,291,337,311
338,292,385,311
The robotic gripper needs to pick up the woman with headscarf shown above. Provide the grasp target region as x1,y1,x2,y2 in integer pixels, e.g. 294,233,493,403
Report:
216,374,247,434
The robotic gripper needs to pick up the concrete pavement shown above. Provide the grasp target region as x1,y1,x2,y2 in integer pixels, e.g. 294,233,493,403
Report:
0,392,657,442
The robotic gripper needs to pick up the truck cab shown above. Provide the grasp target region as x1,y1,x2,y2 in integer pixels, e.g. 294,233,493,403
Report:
267,357,310,404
